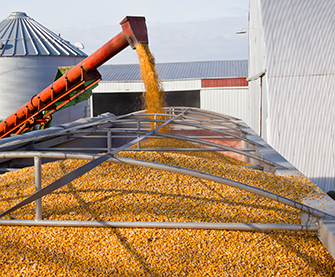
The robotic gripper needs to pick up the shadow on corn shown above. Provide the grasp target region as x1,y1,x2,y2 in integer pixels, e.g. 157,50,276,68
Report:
64,182,160,277
0,226,156,276
38,187,300,224
268,231,332,274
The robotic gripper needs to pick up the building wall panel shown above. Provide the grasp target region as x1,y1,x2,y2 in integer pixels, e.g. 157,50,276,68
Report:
261,0,335,78
256,0,335,191
200,88,249,122
93,82,145,93
248,0,269,138
93,80,201,93
267,74,335,192
163,80,201,91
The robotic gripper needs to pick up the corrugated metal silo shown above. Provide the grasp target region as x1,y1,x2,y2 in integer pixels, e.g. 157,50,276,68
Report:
0,11,88,123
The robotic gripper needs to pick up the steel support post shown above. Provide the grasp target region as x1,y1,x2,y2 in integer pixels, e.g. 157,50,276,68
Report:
107,131,112,153
34,156,42,221
137,120,141,149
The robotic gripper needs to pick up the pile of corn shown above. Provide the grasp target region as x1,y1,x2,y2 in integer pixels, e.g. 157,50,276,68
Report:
0,138,334,276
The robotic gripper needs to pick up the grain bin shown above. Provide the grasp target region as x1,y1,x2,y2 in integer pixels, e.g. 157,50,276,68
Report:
0,12,87,124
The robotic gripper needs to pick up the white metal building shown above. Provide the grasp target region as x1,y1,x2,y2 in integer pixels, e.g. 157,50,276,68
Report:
91,60,249,120
247,0,335,192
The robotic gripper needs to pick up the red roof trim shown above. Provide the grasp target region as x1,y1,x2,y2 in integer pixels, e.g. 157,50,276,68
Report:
201,78,248,88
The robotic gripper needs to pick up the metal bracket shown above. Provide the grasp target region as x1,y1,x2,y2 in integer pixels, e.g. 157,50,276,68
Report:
50,86,54,101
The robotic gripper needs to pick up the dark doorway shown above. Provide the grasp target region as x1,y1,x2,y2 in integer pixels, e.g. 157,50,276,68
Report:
164,90,200,108
93,90,200,116
93,92,143,116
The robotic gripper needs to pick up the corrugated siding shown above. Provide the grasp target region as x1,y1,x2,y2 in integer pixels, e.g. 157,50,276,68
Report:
200,88,249,122
202,78,248,88
261,0,335,77
163,80,201,91
258,0,335,191
93,80,201,93
98,60,248,81
98,64,141,81
93,81,145,93
156,60,248,80
247,0,269,137
0,55,85,119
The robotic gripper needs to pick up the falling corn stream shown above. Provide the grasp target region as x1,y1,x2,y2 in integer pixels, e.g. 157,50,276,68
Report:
136,42,167,132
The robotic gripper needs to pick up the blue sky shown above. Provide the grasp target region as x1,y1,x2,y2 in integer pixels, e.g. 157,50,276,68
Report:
1,0,249,64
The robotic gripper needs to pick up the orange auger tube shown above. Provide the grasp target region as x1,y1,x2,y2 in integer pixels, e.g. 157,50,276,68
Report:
0,16,148,139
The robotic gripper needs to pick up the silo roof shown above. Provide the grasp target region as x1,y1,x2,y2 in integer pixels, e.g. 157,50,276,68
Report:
0,11,87,57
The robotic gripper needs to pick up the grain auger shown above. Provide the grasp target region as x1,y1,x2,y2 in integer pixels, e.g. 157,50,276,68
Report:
0,16,148,138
